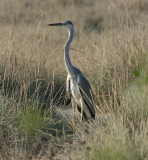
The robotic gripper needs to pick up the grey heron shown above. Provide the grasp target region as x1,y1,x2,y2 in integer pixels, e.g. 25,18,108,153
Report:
47,21,95,122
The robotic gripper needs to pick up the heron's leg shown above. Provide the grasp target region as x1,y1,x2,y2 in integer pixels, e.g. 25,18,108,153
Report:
71,97,76,118
77,99,89,122
80,98,84,122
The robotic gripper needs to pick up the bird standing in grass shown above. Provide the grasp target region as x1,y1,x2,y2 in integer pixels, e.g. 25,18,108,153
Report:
47,21,95,122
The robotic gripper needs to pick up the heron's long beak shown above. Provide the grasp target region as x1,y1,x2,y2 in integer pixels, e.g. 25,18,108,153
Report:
47,23,63,27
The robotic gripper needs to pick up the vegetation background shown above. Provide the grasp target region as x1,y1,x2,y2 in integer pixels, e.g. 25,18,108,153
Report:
0,0,148,159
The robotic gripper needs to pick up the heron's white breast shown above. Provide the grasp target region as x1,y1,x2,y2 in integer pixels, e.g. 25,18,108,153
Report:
70,78,81,105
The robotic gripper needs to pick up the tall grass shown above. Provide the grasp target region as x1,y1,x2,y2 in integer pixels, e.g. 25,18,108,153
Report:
0,0,148,159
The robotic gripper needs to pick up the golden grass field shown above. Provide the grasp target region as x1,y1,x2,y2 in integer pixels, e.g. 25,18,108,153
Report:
0,0,148,159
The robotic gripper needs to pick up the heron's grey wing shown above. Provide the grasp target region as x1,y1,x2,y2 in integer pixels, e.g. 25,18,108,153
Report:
77,73,95,117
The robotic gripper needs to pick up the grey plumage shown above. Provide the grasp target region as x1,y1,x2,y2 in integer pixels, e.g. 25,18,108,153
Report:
47,21,95,122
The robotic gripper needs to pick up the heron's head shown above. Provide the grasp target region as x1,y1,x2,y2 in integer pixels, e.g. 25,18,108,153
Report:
47,21,73,30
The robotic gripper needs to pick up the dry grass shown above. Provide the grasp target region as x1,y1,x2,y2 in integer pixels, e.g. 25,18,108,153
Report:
0,0,148,159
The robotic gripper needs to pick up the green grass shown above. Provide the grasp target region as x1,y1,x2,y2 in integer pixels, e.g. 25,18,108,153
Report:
16,104,50,138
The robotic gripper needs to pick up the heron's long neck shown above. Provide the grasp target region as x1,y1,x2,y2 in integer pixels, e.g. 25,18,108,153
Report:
64,27,74,75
